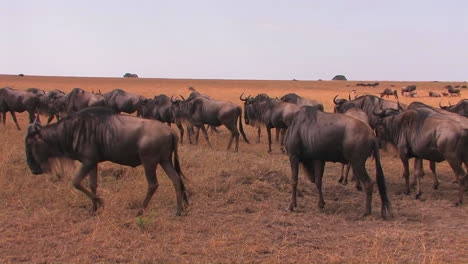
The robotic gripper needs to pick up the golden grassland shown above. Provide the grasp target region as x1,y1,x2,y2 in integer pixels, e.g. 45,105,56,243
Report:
0,74,467,263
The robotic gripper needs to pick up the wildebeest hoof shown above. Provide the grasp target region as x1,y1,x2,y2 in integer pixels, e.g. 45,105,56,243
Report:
404,189,410,195
433,183,439,190
453,200,463,207
415,193,422,200
267,149,272,154
136,209,144,216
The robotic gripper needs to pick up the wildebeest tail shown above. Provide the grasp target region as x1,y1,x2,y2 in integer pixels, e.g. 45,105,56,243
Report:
373,140,392,219
238,108,249,143
172,132,189,205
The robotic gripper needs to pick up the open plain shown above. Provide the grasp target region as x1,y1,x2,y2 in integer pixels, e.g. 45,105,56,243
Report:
0,74,467,263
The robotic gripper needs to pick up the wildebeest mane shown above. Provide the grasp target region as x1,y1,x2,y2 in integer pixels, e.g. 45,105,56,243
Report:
154,94,170,105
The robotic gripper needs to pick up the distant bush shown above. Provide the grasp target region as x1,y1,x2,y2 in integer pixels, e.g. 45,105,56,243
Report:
332,75,347,81
123,73,139,78
18,73,24,77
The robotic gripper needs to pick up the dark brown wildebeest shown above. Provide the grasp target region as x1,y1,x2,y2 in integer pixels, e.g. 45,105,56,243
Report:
103,89,147,116
380,88,398,99
374,106,468,205
332,94,407,129
284,106,392,218
0,87,45,130
447,86,461,96
280,93,322,107
240,93,271,143
55,88,106,116
429,91,441,97
246,96,305,153
171,96,249,152
333,100,370,189
401,85,416,97
440,99,468,117
37,89,66,124
140,94,185,143
25,107,188,216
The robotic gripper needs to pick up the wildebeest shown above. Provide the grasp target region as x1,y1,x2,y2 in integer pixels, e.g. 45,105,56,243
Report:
447,86,461,96
439,99,468,117
240,93,271,143
280,93,322,107
55,88,106,116
401,85,416,97
103,89,147,116
140,94,186,143
37,89,66,124
380,88,398,99
0,87,45,130
429,91,441,97
284,106,392,218
25,107,188,215
171,96,249,152
374,106,468,205
244,96,305,153
333,94,407,129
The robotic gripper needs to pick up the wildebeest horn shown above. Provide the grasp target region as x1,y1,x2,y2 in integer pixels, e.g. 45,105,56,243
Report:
180,95,186,101
333,95,340,105
449,101,452,106
98,89,102,95
372,106,385,117
348,94,351,100
240,93,247,101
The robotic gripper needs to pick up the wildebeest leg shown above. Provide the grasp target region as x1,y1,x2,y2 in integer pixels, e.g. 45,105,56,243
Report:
352,162,373,216
1,112,5,125
400,157,410,195
275,128,280,143
313,160,326,209
280,128,287,153
88,165,102,211
225,123,240,152
430,161,439,190
71,163,102,212
27,111,35,123
413,158,423,199
176,123,184,144
288,155,300,211
266,126,273,153
338,164,346,184
160,160,187,215
199,125,212,148
256,127,261,143
9,111,21,130
137,161,159,216
446,158,466,206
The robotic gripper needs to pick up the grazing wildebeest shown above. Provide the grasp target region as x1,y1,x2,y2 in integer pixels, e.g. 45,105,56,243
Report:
140,94,185,143
55,88,106,116
0,87,44,130
439,99,468,117
401,85,417,97
284,106,392,218
246,96,305,153
171,96,249,152
380,88,398,99
37,89,65,124
103,89,147,116
25,107,188,215
429,91,441,97
447,86,461,96
240,93,271,143
374,106,468,204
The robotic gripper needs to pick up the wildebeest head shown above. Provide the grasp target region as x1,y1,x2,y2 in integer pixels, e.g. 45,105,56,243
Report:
439,101,452,110
372,104,403,144
332,95,348,113
240,93,269,126
25,119,50,175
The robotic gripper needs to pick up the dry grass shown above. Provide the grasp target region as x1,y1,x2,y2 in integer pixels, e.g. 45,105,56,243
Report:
0,75,467,263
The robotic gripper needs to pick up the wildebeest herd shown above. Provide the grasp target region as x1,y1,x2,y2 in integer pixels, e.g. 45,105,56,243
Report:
1,86,467,219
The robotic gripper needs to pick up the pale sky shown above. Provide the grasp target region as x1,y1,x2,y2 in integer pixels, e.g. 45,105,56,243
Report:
2,0,467,81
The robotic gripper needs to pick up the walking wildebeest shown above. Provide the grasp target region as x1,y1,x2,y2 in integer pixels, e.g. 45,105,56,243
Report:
37,89,65,124
284,106,392,218
0,87,44,130
140,94,185,143
429,91,441,97
171,96,249,152
373,106,468,204
440,99,468,117
380,88,398,99
103,89,147,116
401,85,416,97
25,107,188,215
55,88,107,117
447,86,461,96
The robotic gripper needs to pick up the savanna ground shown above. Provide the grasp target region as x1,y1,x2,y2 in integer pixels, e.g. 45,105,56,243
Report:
0,74,467,263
